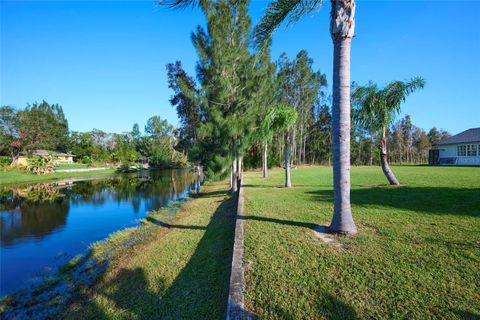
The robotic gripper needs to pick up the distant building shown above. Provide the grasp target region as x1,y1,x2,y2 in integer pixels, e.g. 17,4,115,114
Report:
429,128,480,165
15,150,75,166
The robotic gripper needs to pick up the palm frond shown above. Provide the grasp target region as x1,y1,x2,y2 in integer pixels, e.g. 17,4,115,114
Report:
384,77,425,111
254,0,324,49
157,0,200,9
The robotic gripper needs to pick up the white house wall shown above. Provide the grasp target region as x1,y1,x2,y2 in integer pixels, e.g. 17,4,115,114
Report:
438,143,480,165
438,145,458,157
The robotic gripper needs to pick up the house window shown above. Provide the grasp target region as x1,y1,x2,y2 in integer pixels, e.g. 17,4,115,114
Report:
467,144,478,156
457,145,466,156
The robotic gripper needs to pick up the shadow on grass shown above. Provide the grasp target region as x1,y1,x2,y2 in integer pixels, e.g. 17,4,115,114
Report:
145,216,207,230
269,292,357,320
240,215,318,230
72,190,237,319
456,310,480,320
307,187,480,217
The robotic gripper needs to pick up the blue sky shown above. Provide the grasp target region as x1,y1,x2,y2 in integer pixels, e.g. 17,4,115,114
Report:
1,1,479,135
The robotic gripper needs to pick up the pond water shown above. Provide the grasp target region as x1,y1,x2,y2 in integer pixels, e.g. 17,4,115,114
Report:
0,169,201,296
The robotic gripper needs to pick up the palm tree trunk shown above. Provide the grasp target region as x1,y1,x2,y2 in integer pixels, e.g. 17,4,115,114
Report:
380,126,400,185
262,142,268,178
329,0,357,234
285,132,292,188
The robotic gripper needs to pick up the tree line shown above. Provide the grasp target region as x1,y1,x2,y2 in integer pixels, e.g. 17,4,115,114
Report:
0,101,187,169
160,0,452,233
164,5,449,177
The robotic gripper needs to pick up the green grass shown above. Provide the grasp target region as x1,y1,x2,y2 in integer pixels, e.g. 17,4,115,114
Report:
0,168,116,186
54,163,91,170
243,166,480,319
66,181,236,319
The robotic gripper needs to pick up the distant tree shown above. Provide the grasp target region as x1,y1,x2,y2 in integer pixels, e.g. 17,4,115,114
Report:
306,104,332,165
143,116,187,168
263,104,298,187
18,101,69,153
0,106,21,161
276,51,326,166
353,78,426,185
250,42,277,178
113,133,138,167
427,127,450,146
69,131,95,164
145,116,174,140
411,126,431,163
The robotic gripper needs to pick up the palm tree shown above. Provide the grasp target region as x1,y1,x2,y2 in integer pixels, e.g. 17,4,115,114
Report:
160,0,357,233
353,77,426,185
254,0,357,233
263,104,298,187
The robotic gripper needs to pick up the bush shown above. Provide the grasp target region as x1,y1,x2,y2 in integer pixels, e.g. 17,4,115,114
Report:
26,155,55,175
80,156,93,165
0,157,11,169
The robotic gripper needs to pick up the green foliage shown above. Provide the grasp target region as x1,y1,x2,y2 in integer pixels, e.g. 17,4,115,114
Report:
0,156,11,168
166,61,201,156
165,0,257,175
19,101,69,152
264,103,298,133
353,77,426,133
0,106,20,157
26,155,55,175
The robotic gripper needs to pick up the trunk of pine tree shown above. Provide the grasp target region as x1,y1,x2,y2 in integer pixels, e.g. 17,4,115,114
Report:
329,0,357,234
299,112,304,165
292,124,297,166
285,132,292,188
303,136,307,164
237,156,243,187
380,126,400,185
262,142,268,178
231,159,238,193
369,136,374,166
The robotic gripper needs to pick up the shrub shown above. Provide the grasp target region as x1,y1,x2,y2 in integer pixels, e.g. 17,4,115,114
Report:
0,157,12,169
26,155,55,175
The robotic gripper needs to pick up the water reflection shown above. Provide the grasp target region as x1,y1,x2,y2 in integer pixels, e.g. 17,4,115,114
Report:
0,169,201,295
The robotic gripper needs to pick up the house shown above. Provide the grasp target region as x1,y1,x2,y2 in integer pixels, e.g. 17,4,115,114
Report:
429,128,480,165
14,150,75,166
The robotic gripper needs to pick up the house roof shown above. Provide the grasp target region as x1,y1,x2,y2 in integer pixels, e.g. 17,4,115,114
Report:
437,128,480,145
21,150,75,157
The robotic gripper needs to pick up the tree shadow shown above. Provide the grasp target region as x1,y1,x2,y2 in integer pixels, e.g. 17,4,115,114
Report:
306,186,480,217
71,189,237,319
240,215,318,230
145,216,207,230
196,189,229,198
267,292,357,320
154,196,236,318
456,310,480,320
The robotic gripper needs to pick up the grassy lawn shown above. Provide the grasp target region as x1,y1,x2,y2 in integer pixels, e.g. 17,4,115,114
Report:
54,163,91,170
243,166,480,319
66,180,236,319
0,168,116,187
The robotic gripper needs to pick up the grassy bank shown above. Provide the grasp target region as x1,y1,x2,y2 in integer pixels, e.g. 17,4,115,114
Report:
243,166,480,319
66,180,236,319
0,168,116,186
